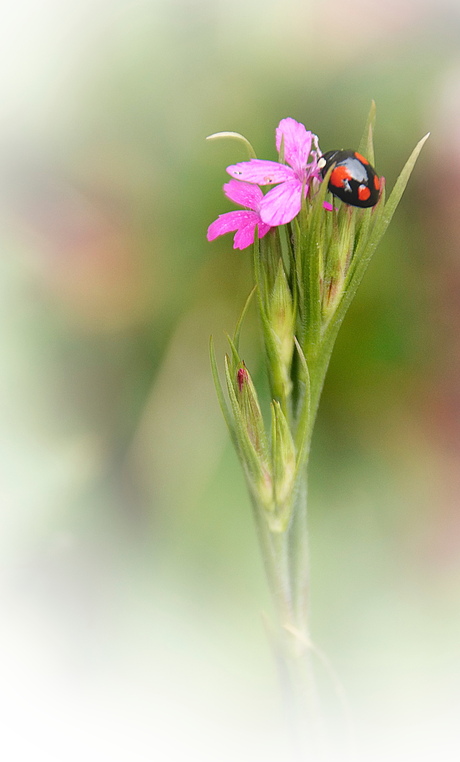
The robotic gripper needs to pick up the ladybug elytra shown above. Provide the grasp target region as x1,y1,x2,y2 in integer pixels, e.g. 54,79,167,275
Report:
318,150,380,208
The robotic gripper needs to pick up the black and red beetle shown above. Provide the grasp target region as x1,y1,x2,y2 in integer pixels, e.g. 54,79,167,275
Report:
319,149,381,208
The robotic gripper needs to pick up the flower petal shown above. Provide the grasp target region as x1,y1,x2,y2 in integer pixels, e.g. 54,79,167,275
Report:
257,221,272,238
259,180,302,226
233,220,259,250
226,159,295,186
207,210,256,241
223,179,264,210
276,118,314,176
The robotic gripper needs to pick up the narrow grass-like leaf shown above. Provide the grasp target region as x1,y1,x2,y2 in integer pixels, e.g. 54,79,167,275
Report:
206,131,257,160
253,229,264,306
209,336,236,441
233,286,256,352
291,217,305,341
322,133,429,380
301,169,331,357
254,234,290,407
358,101,376,165
349,207,373,270
292,338,311,461
369,132,430,252
227,333,243,379
284,222,295,289
278,133,285,164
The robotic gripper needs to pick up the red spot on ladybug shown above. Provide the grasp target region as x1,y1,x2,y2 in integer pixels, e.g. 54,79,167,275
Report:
354,152,369,165
320,149,380,208
358,185,371,201
330,165,352,189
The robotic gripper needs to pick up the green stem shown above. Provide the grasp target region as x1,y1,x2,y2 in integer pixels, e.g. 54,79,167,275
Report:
253,466,326,759
251,497,293,625
255,480,311,641
288,475,310,634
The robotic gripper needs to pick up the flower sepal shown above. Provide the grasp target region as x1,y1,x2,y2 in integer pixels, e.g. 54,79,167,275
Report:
268,400,297,532
224,343,274,512
267,259,295,401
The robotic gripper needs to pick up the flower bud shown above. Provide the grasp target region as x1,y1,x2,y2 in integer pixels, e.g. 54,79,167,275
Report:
269,260,295,369
322,208,356,316
267,260,295,401
269,401,297,531
224,357,274,511
236,363,268,461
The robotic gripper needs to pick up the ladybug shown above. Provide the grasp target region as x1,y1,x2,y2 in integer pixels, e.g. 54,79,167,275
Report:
318,150,381,208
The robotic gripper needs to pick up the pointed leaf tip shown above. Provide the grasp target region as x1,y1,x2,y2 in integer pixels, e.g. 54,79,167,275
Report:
358,102,377,165
210,336,237,440
233,285,256,352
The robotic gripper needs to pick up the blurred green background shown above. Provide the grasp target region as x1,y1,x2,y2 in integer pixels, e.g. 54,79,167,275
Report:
1,0,460,760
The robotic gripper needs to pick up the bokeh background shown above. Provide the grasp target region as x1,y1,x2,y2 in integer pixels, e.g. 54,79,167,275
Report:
1,0,460,759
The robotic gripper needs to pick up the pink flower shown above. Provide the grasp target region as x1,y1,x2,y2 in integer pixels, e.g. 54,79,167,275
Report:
207,179,272,251
226,118,322,226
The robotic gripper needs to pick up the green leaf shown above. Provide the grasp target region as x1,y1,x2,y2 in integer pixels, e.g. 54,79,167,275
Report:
253,228,263,298
209,336,237,442
289,217,305,338
206,131,257,160
358,101,376,165
321,132,430,391
278,133,285,164
369,132,430,252
253,235,290,407
226,333,243,381
233,286,256,352
300,166,331,358
292,338,311,463
271,401,296,498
